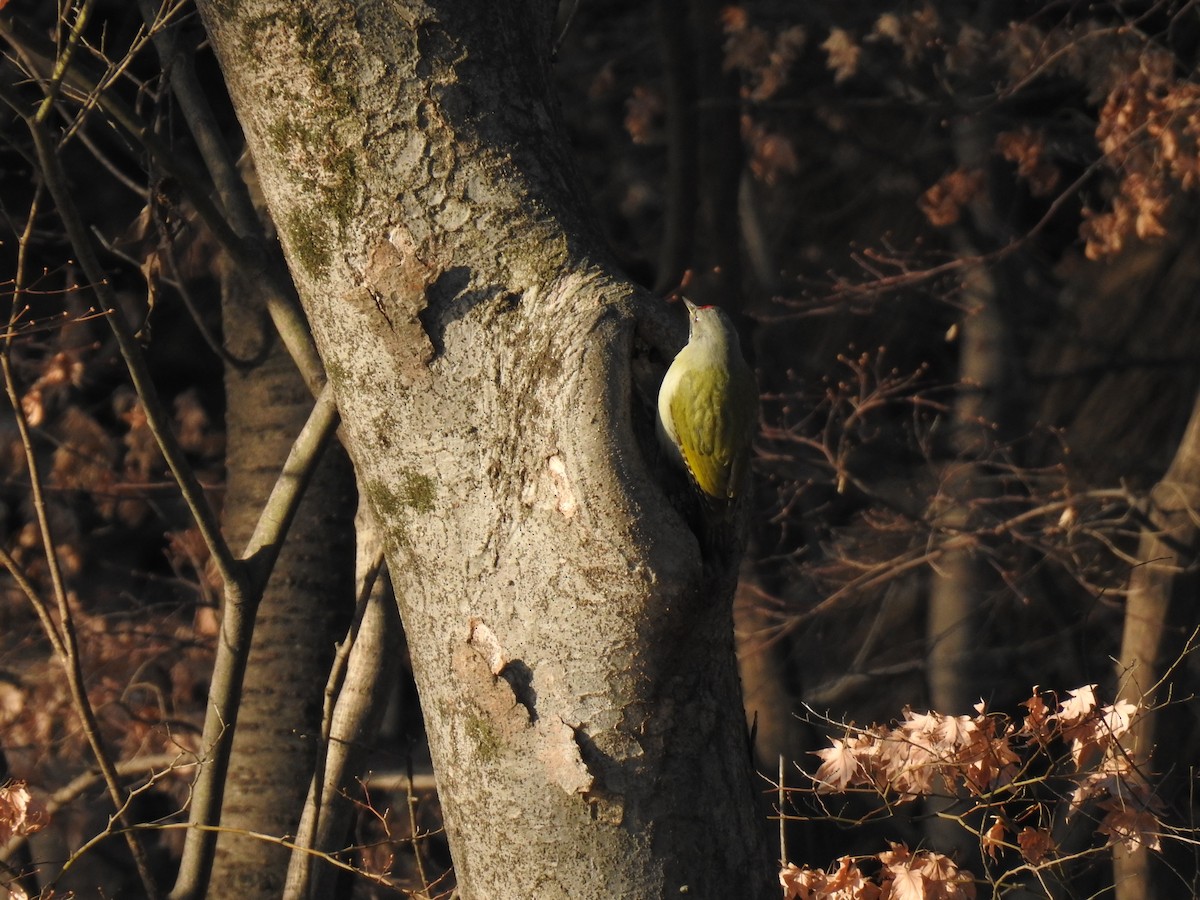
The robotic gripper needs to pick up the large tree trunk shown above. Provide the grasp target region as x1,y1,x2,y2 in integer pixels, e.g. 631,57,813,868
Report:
195,2,772,898
209,267,355,895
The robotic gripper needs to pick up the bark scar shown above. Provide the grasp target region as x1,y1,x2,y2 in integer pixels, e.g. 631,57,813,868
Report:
467,617,508,675
467,617,537,722
361,237,436,386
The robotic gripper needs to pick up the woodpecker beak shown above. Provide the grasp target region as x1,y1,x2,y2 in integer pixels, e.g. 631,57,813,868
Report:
683,297,699,314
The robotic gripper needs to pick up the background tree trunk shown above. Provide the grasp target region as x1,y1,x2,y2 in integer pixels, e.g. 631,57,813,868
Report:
653,0,742,308
284,504,401,900
208,267,355,896
1112,385,1200,900
922,108,1018,861
195,2,773,897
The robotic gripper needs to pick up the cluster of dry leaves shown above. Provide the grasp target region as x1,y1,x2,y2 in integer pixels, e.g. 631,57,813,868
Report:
0,782,45,900
0,781,45,900
720,7,804,185
2,330,221,582
1084,43,1200,257
712,3,1200,260
918,14,1200,258
780,845,974,900
781,685,1161,898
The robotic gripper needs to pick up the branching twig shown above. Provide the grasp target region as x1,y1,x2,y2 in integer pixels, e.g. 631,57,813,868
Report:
59,821,412,895
0,17,325,392
171,382,340,900
0,179,161,898
14,90,245,600
285,526,396,899
33,0,95,126
1,64,344,900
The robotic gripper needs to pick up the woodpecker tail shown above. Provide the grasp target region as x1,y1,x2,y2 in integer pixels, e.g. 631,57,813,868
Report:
692,490,749,570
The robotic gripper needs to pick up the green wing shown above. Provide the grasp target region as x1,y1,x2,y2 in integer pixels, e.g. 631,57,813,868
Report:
668,364,756,500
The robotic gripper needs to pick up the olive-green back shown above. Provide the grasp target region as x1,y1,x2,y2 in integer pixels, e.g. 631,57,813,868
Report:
667,358,756,501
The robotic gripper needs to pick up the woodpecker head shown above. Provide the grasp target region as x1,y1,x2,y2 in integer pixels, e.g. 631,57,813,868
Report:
682,298,736,349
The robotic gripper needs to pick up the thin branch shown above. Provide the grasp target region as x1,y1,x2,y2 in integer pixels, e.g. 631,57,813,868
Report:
0,179,161,899
0,189,66,663
406,760,433,898
161,243,268,369
132,2,329,394
770,152,1114,318
1,752,192,862
57,1,192,149
0,544,66,661
136,0,263,237
3,77,337,900
241,381,341,588
290,547,386,883
0,17,326,393
4,21,347,898
172,382,341,900
73,122,150,197
12,90,245,600
33,0,95,125
285,542,399,900
58,822,412,895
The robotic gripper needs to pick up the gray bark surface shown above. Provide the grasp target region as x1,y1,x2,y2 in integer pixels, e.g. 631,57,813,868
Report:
196,1,772,897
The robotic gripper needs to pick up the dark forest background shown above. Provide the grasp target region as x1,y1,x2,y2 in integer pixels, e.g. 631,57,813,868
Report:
2,1,1199,898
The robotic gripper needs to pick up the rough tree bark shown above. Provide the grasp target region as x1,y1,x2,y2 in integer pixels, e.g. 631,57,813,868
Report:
195,2,772,898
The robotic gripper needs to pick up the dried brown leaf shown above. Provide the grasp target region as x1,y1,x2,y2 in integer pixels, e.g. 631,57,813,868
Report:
812,738,861,792
1016,826,1055,864
0,782,48,845
919,169,984,227
870,5,940,66
822,29,860,84
995,127,1059,196
744,117,799,185
1098,802,1162,853
982,817,1006,860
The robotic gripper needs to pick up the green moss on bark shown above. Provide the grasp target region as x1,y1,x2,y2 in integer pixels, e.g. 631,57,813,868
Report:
239,8,363,279
466,713,503,762
368,470,438,529
283,207,332,277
